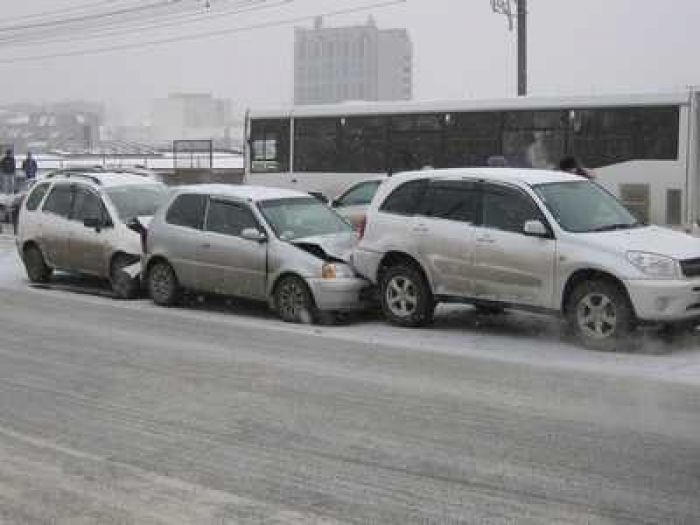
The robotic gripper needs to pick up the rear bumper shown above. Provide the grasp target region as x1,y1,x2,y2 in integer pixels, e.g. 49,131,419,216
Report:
625,279,700,322
306,276,371,312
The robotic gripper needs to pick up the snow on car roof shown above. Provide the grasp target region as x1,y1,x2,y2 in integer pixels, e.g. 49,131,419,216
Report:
172,184,314,202
47,170,161,188
388,167,586,187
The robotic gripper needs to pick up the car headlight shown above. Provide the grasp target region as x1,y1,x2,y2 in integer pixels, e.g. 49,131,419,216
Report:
321,262,354,279
626,251,679,279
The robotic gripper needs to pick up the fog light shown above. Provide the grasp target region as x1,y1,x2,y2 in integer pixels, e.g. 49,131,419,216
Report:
321,263,337,279
655,297,671,312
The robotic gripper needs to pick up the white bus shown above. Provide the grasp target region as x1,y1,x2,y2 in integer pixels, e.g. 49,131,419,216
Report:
245,92,700,229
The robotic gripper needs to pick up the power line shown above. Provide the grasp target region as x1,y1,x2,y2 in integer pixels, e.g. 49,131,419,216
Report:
0,0,280,48
0,0,406,64
0,0,140,24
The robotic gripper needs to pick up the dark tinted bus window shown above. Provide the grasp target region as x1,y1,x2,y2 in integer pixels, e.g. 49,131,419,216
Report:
570,106,679,168
390,114,444,173
166,194,207,230
444,112,502,168
502,110,568,169
380,179,427,215
42,184,73,217
294,117,340,172
25,182,50,211
250,118,290,173
340,116,388,173
420,181,479,223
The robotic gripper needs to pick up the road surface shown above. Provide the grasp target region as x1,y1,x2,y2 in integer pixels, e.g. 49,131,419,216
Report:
0,237,699,523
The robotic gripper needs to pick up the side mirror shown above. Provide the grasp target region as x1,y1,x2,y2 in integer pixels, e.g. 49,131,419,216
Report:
241,228,267,243
330,198,340,208
126,217,146,235
83,217,102,230
309,191,329,204
523,220,548,237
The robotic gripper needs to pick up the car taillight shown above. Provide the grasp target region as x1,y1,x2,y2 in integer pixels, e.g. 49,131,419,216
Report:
357,216,367,239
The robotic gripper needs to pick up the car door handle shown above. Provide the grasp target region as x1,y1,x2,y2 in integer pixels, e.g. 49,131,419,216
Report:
476,235,495,244
413,225,428,233
201,242,211,249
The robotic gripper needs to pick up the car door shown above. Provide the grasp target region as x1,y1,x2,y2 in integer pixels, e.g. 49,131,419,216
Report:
38,183,74,269
472,182,556,308
160,193,208,290
66,184,112,276
412,180,479,298
198,198,267,299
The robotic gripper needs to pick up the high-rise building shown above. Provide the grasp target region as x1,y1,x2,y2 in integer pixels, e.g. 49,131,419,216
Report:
294,16,412,105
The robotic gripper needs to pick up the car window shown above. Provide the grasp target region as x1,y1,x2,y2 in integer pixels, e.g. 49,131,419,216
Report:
42,184,73,218
72,186,108,223
482,184,542,234
106,184,168,222
206,200,259,237
336,180,382,207
165,193,207,230
258,197,352,240
25,182,50,211
419,180,479,223
379,179,427,215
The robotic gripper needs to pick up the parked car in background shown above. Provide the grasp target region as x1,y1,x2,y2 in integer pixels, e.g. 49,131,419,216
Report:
353,168,700,351
16,169,169,298
143,185,369,323
330,177,386,228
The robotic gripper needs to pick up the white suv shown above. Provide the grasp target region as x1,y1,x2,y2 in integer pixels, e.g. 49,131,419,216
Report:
16,169,168,298
353,168,700,350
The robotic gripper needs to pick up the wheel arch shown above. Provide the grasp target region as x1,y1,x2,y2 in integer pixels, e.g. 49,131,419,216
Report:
377,251,430,286
561,268,635,316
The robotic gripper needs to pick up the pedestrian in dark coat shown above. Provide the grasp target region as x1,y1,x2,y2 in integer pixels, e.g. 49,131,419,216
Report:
21,152,37,180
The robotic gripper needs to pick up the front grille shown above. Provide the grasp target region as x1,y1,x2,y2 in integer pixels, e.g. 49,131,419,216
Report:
680,258,700,278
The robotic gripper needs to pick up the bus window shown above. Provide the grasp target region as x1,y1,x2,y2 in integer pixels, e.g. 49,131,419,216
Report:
570,106,679,168
502,110,568,169
389,113,444,173
444,111,502,168
340,116,388,173
250,119,290,173
294,117,341,172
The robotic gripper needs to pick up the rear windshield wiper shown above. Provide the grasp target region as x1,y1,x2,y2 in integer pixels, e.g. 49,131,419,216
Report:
587,222,642,232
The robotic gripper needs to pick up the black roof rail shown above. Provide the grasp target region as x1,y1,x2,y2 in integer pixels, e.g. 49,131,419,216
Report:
44,170,103,185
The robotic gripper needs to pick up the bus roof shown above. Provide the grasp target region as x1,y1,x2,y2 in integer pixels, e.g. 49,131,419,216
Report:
248,91,691,119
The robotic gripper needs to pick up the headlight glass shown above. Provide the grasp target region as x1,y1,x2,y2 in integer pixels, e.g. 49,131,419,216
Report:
626,251,679,279
321,262,354,279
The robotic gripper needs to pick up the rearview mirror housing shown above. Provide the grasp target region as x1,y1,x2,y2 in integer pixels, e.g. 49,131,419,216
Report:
241,228,267,242
523,220,548,237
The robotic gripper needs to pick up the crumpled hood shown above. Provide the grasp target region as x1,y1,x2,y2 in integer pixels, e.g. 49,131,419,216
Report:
577,225,700,260
290,232,358,263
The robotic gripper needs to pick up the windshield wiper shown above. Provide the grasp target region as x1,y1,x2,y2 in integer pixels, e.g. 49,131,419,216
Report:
587,222,642,232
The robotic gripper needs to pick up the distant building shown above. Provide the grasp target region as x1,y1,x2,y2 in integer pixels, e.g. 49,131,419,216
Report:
294,16,413,105
150,93,238,149
0,101,103,153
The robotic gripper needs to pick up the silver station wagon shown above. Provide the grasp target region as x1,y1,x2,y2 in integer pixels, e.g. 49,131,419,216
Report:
143,185,369,323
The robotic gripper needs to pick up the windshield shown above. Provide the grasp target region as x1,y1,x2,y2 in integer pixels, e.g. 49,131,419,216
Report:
533,181,641,233
258,197,352,240
106,184,169,222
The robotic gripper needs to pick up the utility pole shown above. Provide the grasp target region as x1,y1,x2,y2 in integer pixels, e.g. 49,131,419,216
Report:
491,0,527,96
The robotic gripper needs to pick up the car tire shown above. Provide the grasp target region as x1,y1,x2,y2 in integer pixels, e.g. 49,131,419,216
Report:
110,255,140,300
379,264,435,327
23,244,52,283
566,279,636,352
147,260,181,306
274,275,318,324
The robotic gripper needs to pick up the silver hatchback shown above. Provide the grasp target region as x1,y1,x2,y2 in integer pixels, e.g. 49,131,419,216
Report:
143,185,369,323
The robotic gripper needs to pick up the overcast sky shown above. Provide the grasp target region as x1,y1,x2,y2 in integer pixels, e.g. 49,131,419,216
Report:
1,0,699,124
